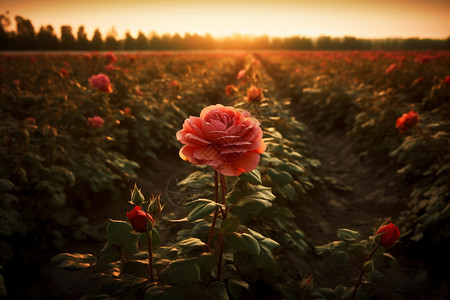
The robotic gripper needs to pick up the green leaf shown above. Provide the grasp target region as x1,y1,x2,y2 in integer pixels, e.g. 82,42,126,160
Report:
238,169,262,185
247,228,280,251
224,232,260,255
198,253,217,273
205,281,229,300
267,168,292,186
228,279,250,300
337,228,361,242
98,241,121,264
331,251,351,263
176,238,206,254
250,244,276,270
185,199,222,222
51,253,96,270
220,217,239,234
0,179,14,193
160,258,201,286
106,219,139,246
123,260,149,277
0,273,6,297
144,283,185,300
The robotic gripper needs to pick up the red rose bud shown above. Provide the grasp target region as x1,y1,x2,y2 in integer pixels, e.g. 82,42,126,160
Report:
247,86,263,103
127,206,154,232
376,222,400,248
396,110,419,133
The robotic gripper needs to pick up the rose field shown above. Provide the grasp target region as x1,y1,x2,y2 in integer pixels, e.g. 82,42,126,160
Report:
0,50,449,300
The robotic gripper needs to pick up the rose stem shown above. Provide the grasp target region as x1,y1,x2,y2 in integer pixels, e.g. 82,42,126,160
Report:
146,231,154,282
216,173,227,281
351,244,380,300
207,170,219,250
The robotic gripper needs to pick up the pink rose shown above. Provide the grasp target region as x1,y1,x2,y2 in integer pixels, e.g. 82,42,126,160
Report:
105,51,117,63
177,104,266,176
89,73,112,93
87,116,104,129
237,69,246,81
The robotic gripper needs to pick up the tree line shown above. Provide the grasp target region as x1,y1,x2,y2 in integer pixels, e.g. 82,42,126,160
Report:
1,14,449,51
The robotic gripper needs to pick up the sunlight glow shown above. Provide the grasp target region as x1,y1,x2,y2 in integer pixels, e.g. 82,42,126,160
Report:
1,0,449,39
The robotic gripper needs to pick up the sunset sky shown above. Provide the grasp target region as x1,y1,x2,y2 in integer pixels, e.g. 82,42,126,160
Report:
1,0,449,39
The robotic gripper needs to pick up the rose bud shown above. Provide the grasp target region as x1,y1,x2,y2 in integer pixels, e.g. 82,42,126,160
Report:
127,206,155,233
375,222,400,248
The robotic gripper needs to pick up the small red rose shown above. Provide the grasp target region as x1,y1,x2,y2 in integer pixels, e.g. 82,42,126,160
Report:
127,206,155,233
376,222,400,248
396,110,419,133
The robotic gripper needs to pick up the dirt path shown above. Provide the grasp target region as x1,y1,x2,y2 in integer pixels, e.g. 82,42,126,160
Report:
254,57,449,299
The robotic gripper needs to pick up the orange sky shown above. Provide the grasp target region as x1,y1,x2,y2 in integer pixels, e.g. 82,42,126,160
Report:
1,0,449,39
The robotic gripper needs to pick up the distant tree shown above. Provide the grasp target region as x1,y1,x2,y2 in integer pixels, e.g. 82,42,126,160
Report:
172,33,183,50
60,25,76,50
317,35,335,50
15,15,36,49
148,31,162,50
36,25,58,50
90,29,103,50
105,26,120,50
76,26,89,50
136,31,148,50
123,31,136,50
0,12,12,49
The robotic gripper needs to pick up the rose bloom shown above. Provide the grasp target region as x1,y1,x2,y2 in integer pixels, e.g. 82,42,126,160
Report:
247,86,263,103
89,73,112,93
237,69,246,81
376,222,400,248
105,51,117,63
396,110,419,133
444,76,450,85
87,116,104,129
105,64,115,73
385,63,399,74
127,206,154,233
225,84,238,96
122,107,131,115
177,104,266,176
60,68,69,77
24,117,38,130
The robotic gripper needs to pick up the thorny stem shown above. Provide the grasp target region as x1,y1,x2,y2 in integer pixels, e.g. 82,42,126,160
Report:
216,173,227,281
207,171,219,250
351,244,380,300
146,231,154,282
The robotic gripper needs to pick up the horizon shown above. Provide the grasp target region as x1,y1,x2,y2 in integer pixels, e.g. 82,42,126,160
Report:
1,0,449,40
